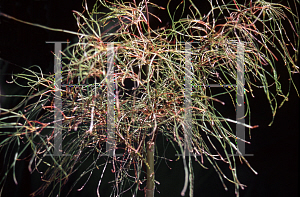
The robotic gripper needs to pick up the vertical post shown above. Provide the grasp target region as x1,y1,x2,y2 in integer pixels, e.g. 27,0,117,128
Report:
106,42,116,157
184,42,193,155
236,42,247,155
46,41,68,156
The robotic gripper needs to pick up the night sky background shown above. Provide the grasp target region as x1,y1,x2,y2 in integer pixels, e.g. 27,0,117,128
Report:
0,0,298,197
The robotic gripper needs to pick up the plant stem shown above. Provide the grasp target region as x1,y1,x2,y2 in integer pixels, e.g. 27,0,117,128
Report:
145,141,155,197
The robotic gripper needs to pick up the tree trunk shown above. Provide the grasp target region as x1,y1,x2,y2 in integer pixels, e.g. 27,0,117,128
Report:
145,141,155,197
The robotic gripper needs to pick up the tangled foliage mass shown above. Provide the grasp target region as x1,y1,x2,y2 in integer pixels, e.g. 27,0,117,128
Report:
0,0,299,196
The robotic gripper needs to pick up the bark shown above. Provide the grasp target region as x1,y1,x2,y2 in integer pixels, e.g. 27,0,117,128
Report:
145,141,155,197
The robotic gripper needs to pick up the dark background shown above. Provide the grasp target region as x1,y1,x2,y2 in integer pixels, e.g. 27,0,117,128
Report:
0,0,298,196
